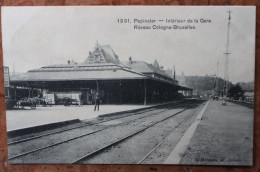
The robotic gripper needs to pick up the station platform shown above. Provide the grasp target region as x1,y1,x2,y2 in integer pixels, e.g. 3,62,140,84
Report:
6,104,150,131
177,100,254,165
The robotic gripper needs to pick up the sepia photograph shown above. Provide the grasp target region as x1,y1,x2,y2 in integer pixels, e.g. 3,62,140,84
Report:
2,6,255,165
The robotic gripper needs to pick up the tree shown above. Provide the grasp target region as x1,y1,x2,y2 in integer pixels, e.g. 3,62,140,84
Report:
228,84,244,100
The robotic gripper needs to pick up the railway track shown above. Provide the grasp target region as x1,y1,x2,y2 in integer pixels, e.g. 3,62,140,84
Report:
72,101,203,164
8,100,205,163
137,106,197,164
8,100,187,146
8,100,194,160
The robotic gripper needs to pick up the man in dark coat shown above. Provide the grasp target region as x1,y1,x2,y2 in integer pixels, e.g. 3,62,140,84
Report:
94,92,100,111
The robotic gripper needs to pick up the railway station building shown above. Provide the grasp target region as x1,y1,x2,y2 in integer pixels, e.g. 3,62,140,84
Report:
9,44,192,105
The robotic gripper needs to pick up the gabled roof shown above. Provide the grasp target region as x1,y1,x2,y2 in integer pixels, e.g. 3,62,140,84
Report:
164,69,173,78
122,61,153,73
84,44,120,65
122,60,172,79
100,45,120,64
152,59,160,69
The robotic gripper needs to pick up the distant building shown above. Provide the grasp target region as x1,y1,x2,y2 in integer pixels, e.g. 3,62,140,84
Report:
4,66,10,97
244,91,254,102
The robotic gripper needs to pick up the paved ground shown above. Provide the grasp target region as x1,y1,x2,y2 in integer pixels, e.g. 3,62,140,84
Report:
6,104,149,131
179,100,254,166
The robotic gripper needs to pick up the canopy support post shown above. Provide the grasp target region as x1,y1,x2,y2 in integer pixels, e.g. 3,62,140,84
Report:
144,79,147,106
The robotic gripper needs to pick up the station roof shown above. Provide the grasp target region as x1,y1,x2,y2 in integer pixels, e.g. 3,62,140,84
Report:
10,43,192,91
11,63,147,82
11,63,192,90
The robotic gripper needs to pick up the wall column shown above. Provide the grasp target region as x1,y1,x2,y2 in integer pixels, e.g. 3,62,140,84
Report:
96,80,99,92
144,79,147,106
27,82,31,98
120,80,122,104
14,85,17,101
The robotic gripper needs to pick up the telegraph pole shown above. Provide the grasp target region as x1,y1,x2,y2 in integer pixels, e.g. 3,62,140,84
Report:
222,10,231,105
173,65,176,80
216,58,219,96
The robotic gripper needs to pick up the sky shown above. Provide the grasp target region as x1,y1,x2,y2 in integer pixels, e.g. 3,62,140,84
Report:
1,6,256,83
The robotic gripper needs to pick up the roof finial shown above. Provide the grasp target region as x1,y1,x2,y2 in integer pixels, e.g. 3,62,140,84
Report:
95,41,100,50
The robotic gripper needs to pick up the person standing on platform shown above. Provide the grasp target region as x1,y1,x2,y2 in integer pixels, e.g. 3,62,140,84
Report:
79,94,83,107
94,92,100,111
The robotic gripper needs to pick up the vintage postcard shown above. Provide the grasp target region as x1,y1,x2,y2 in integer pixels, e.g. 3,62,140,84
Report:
2,6,255,165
